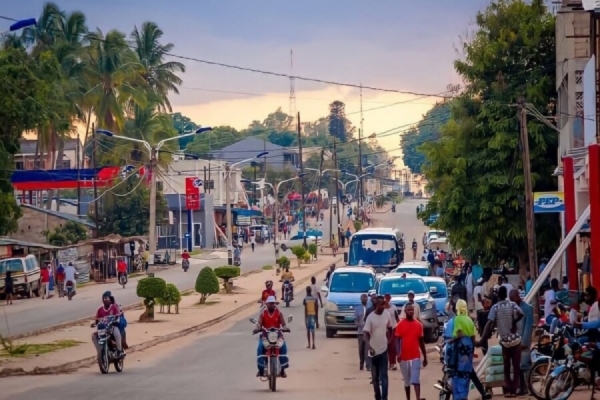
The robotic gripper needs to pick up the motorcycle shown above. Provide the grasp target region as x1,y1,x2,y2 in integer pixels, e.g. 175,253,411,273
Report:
282,281,293,307
65,280,76,300
250,316,292,392
92,315,124,374
182,258,190,272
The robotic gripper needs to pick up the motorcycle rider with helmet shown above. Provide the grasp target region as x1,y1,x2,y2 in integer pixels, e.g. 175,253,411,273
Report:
260,281,276,305
92,291,124,358
280,266,295,301
255,296,289,377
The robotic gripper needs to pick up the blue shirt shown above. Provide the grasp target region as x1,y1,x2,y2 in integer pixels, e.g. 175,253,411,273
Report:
471,264,483,283
525,279,533,294
444,317,455,340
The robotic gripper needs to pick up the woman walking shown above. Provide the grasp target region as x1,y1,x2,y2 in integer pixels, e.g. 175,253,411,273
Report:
331,235,338,257
4,271,14,305
449,299,476,400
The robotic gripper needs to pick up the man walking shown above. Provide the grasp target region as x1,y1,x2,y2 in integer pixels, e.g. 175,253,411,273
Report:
510,289,533,396
354,293,371,371
364,295,392,400
250,234,256,252
395,303,428,400
303,286,318,349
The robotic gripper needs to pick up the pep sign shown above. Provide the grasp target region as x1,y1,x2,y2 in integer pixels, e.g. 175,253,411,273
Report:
533,192,565,213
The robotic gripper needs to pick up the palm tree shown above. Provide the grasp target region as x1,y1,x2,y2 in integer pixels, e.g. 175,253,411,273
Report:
131,21,185,112
83,29,146,132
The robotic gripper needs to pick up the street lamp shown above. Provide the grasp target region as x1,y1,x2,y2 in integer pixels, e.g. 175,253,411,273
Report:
224,152,269,263
0,18,36,36
96,127,213,269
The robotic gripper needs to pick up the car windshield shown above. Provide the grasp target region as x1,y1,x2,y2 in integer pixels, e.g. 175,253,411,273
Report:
348,235,398,266
379,278,428,296
329,272,375,293
426,281,448,299
0,259,24,274
395,267,430,277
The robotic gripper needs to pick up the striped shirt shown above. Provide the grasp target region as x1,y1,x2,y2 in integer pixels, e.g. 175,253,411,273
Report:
488,300,523,338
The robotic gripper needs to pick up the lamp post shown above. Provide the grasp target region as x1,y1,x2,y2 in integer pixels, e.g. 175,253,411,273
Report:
0,18,36,36
96,127,212,270
224,152,269,264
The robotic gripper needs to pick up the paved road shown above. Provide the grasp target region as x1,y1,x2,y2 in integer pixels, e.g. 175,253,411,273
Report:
0,199,437,400
0,215,333,338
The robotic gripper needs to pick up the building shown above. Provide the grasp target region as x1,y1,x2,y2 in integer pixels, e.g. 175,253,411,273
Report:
11,204,96,244
208,137,300,170
285,146,331,163
14,138,87,170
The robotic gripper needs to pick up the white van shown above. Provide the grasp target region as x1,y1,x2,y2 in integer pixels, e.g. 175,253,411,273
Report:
0,255,41,298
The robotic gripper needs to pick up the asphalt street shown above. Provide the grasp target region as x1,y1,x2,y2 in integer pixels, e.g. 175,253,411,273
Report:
0,199,434,400
0,216,333,338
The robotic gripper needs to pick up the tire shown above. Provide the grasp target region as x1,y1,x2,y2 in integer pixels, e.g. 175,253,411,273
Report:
528,358,552,400
114,357,124,372
269,356,278,392
326,328,337,338
25,284,32,298
544,368,576,400
32,281,40,297
425,328,439,343
285,297,290,308
98,345,110,374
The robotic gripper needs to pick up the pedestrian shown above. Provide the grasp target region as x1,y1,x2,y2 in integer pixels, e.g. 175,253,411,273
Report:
354,293,371,371
509,289,533,396
399,291,421,321
411,239,418,260
250,234,255,252
479,285,524,397
303,286,318,349
562,275,569,291
310,276,323,328
4,270,14,305
394,303,428,400
331,235,338,256
364,295,391,400
40,263,50,299
142,247,150,274
383,294,399,370
465,266,474,312
449,299,476,400
543,278,559,319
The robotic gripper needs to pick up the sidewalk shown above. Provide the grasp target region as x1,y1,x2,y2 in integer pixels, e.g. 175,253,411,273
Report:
0,255,338,377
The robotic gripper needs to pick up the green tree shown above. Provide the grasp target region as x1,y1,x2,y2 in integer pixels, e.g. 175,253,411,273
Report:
195,266,220,304
45,221,88,245
420,0,559,270
213,266,241,294
171,112,199,149
328,101,355,142
158,283,181,314
401,102,451,173
94,178,168,237
136,277,166,320
185,126,245,158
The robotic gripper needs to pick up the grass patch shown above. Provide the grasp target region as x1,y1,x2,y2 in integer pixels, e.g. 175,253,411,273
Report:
262,265,273,270
0,339,82,358
192,300,220,307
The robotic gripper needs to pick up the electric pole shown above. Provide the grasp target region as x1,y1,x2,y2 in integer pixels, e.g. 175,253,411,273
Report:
358,128,363,220
91,123,99,238
316,148,324,259
225,162,233,264
148,146,158,270
334,139,341,241
518,97,539,321
76,134,81,217
297,112,307,248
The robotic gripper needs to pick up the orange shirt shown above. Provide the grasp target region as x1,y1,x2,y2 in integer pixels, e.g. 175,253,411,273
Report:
117,261,127,273
394,318,424,361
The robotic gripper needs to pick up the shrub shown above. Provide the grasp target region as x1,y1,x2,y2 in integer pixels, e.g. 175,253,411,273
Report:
276,256,290,269
195,267,219,304
136,277,166,320
214,265,241,294
300,253,311,264
308,243,318,259
291,245,307,268
158,283,182,314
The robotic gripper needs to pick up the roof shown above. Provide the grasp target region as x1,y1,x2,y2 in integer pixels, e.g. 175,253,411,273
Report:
379,273,424,281
20,204,96,229
18,138,80,155
420,276,446,283
0,238,61,250
396,262,430,268
354,227,400,236
332,266,376,274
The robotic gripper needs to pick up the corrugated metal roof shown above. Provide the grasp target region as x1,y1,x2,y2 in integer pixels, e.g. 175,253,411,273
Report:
20,204,96,229
0,238,61,250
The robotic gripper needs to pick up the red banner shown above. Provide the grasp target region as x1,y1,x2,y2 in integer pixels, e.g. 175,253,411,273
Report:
185,177,202,210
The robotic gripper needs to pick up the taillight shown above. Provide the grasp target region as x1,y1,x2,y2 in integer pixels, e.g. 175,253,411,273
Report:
24,274,27,283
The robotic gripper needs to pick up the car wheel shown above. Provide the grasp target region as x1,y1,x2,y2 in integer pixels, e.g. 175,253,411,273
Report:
325,328,337,338
425,327,439,343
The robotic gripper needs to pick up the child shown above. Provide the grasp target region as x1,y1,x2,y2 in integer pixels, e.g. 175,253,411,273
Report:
303,286,318,349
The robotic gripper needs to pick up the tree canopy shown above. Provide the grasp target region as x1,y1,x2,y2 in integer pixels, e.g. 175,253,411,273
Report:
419,0,560,268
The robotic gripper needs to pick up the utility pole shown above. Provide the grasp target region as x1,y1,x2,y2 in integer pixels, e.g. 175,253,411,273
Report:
148,146,158,270
316,149,325,259
297,112,307,248
91,123,99,238
334,139,341,241
518,97,539,321
76,133,81,217
358,128,363,219
225,162,233,264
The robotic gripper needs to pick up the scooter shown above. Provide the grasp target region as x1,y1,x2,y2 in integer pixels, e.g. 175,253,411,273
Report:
233,257,241,267
182,259,190,272
65,280,76,300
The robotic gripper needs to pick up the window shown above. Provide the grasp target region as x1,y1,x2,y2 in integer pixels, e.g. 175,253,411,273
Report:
15,161,24,170
329,272,375,293
378,278,428,296
348,235,398,266
205,180,214,190
426,281,448,299
395,267,431,277
25,257,38,272
0,259,25,274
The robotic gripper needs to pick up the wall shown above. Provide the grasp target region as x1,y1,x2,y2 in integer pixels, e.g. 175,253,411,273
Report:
11,206,93,244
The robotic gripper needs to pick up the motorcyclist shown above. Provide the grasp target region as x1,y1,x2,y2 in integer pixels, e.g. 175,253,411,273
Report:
280,267,295,301
56,262,66,296
255,296,289,377
260,281,276,304
117,257,128,284
181,249,191,269
109,294,128,349
93,291,124,358
233,245,241,261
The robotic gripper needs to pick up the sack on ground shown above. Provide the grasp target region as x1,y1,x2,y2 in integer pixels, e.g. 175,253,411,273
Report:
485,365,504,376
489,345,503,356
485,372,511,383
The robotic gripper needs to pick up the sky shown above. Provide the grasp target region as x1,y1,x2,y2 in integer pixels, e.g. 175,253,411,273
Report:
3,0,507,167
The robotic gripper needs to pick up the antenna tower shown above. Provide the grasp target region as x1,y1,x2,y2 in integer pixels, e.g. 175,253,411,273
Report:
289,49,297,126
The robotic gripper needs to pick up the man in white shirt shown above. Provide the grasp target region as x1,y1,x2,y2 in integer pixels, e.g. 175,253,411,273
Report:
498,276,514,293
399,291,421,321
543,278,560,319
64,262,78,291
473,279,485,312
364,296,391,400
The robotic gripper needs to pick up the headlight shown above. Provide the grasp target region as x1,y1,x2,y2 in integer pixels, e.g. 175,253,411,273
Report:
267,331,279,343
424,301,434,311
325,302,338,311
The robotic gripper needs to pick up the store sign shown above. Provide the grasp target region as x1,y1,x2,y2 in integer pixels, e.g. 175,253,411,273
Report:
185,177,202,210
533,192,564,213
236,215,251,226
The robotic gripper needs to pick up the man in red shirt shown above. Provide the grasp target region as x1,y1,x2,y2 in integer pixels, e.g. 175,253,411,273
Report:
260,281,276,304
93,291,124,358
255,296,288,377
40,263,50,299
395,303,427,400
117,257,128,284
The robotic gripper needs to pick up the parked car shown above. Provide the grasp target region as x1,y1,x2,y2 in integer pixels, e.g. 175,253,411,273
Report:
421,276,449,329
392,261,432,277
376,273,439,342
0,254,41,298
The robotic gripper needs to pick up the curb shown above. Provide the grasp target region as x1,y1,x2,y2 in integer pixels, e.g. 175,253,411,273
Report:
6,267,272,341
0,259,338,378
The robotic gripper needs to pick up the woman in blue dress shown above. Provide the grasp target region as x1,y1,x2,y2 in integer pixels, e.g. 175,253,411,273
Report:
449,299,476,400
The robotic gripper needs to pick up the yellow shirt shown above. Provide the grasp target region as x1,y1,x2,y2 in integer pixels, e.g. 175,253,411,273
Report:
142,251,150,262
281,271,294,281
304,296,317,316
